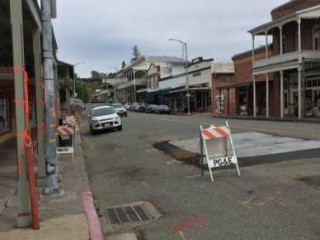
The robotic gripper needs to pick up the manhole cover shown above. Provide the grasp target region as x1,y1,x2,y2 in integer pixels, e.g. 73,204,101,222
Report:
105,204,151,225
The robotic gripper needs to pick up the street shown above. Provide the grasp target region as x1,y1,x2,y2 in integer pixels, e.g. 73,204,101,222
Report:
80,107,320,240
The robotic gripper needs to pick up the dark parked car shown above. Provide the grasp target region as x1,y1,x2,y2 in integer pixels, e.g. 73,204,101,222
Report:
129,102,139,111
146,104,158,113
157,105,171,114
139,103,148,112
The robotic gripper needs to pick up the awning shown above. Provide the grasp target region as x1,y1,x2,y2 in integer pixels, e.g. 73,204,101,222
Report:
146,92,156,102
170,87,210,94
158,88,171,96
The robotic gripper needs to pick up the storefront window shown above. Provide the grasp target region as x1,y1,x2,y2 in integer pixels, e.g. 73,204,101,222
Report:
0,98,11,135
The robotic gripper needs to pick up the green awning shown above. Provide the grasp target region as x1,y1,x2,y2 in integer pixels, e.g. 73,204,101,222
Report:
157,88,171,96
146,92,156,102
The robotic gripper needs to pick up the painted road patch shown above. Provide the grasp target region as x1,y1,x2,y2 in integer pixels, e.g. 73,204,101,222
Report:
170,132,320,158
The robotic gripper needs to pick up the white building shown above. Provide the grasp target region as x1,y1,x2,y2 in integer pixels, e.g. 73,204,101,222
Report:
116,56,186,103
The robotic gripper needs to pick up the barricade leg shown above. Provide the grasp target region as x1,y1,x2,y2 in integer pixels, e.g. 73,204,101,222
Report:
226,121,241,177
208,167,214,182
235,162,241,177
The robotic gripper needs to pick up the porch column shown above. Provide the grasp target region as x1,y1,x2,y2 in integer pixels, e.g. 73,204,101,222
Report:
132,86,134,102
253,75,257,117
227,88,230,116
252,35,255,62
280,25,283,55
133,71,137,102
219,90,222,114
265,31,269,58
33,28,46,187
280,71,284,118
252,35,256,117
10,0,31,227
298,18,302,53
298,67,302,119
266,73,269,118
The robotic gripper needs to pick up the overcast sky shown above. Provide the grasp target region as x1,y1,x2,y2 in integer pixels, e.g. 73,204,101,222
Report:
53,0,287,77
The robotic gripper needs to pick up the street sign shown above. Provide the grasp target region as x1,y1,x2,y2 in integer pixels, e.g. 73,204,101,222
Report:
200,121,240,182
186,93,191,98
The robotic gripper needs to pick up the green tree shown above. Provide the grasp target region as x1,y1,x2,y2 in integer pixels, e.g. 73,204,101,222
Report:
91,70,108,79
121,60,126,69
131,45,141,63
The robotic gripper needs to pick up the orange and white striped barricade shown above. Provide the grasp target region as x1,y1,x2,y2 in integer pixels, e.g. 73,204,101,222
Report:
63,115,76,160
56,126,74,161
200,121,240,182
64,115,75,127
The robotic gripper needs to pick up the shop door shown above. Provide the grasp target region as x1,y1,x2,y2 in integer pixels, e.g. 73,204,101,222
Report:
290,90,298,117
284,90,289,115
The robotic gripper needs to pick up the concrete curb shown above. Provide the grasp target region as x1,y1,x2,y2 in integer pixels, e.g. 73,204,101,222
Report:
82,191,104,240
76,116,105,240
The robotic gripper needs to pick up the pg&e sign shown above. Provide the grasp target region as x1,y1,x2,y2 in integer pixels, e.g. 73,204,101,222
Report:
56,147,74,154
208,156,237,169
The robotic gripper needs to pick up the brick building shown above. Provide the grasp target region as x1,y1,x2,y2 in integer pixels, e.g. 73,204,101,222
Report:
217,0,320,119
249,0,320,119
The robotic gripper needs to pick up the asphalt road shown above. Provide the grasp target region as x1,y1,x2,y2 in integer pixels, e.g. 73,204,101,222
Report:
80,108,320,240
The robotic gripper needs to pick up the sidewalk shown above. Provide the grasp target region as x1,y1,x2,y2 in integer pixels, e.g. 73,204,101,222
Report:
0,120,93,240
0,138,17,216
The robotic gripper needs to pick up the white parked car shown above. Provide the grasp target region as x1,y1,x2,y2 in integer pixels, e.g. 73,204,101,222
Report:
112,103,128,117
88,106,122,134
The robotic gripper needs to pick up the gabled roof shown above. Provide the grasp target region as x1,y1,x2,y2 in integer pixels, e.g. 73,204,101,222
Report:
146,56,186,64
118,55,186,74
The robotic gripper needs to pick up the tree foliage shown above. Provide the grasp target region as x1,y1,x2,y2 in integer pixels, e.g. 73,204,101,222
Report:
131,45,141,63
121,60,126,69
91,70,108,79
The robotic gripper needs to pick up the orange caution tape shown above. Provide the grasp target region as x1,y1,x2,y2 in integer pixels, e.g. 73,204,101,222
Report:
35,82,44,88
12,66,25,73
14,99,25,104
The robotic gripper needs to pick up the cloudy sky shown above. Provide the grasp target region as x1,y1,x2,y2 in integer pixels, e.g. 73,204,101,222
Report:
53,0,287,77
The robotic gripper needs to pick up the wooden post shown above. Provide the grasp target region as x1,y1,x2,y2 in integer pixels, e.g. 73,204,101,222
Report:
10,0,31,227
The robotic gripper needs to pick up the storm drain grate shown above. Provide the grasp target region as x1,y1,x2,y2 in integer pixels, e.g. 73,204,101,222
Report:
106,205,150,224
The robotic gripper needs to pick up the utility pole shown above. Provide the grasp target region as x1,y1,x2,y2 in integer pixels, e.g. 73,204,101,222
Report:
169,38,190,115
42,0,59,194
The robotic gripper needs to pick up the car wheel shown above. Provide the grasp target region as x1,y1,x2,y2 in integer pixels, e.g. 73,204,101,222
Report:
117,125,123,131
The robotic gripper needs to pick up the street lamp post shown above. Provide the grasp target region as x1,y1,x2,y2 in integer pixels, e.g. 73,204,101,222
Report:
169,38,190,115
73,62,86,113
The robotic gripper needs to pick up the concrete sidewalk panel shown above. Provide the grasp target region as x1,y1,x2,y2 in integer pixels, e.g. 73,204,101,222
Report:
0,214,89,240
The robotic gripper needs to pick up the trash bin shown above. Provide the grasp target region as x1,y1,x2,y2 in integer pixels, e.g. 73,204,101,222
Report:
58,131,73,147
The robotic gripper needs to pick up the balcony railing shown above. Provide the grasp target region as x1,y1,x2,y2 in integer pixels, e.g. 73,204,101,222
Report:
117,78,147,89
254,51,320,69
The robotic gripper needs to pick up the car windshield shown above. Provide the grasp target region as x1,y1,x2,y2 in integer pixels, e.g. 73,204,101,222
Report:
92,107,115,116
112,104,123,109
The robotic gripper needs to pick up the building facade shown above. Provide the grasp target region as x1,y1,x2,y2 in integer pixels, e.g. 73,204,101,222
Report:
142,57,234,114
0,0,71,227
116,56,186,103
249,0,320,119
